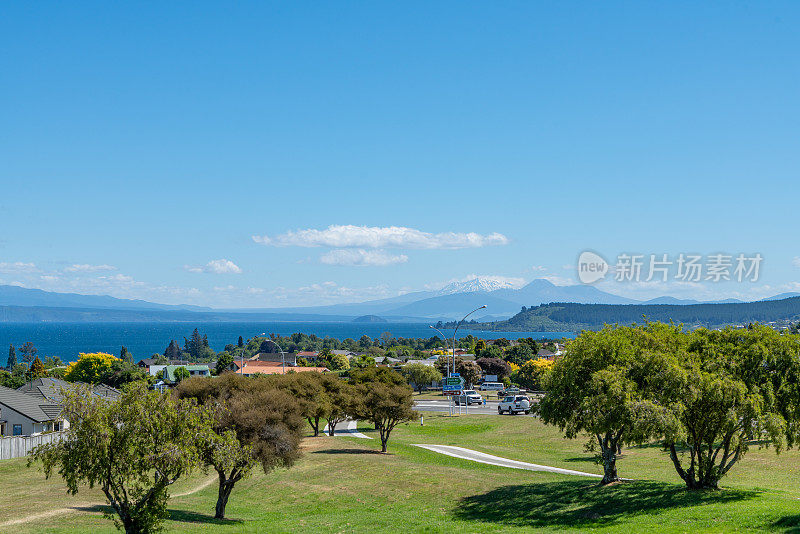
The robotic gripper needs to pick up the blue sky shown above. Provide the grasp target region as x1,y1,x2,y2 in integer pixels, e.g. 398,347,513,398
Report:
1,2,799,307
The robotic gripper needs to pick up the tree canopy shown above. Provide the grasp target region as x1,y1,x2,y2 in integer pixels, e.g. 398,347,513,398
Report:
30,382,215,534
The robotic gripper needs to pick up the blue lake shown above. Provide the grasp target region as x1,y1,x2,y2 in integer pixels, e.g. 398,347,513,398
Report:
0,322,576,365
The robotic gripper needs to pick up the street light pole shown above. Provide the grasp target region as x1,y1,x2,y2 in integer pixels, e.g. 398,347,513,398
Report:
452,305,487,378
269,338,287,374
430,325,454,416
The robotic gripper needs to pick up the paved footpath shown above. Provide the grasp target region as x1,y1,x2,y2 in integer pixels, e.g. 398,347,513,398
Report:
323,419,373,439
413,444,603,478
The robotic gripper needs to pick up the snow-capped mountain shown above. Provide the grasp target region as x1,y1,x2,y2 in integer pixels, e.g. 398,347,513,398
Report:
436,276,522,295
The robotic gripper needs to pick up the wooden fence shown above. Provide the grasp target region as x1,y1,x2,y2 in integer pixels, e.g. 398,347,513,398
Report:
0,431,65,460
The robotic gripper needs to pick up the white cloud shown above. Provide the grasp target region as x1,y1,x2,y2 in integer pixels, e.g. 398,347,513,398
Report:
0,262,37,273
253,225,509,250
64,264,117,273
320,249,408,267
531,265,547,272
793,257,800,268
185,259,242,274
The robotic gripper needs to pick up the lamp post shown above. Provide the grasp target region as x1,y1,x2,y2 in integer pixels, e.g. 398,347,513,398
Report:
429,325,452,368
451,305,487,378
430,325,455,416
268,338,287,374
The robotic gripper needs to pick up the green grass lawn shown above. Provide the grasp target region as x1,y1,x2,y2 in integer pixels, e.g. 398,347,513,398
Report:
6,415,800,533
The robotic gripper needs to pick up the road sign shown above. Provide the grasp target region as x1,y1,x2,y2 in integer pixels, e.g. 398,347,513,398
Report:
442,374,464,395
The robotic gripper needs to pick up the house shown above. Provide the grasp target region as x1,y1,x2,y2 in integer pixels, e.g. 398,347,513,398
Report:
374,356,401,365
137,358,194,372
296,351,319,361
18,377,120,403
536,349,556,359
150,364,211,383
0,385,65,436
402,359,435,367
248,352,298,366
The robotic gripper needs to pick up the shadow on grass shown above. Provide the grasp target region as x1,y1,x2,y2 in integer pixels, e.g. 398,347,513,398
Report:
313,448,385,455
562,456,598,463
70,504,243,526
773,514,800,533
453,480,759,528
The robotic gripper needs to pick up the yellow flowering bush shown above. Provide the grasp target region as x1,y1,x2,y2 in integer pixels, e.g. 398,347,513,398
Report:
64,352,120,384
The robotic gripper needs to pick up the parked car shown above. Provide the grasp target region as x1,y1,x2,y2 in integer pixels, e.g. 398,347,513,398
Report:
479,382,504,391
454,390,483,405
498,395,531,415
500,387,520,397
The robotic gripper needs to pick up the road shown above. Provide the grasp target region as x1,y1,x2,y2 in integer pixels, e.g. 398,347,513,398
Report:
413,399,535,417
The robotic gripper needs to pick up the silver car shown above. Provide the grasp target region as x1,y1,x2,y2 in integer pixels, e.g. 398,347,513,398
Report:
454,390,483,405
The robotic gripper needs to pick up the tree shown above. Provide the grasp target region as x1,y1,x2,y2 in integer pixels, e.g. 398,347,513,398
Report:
99,360,149,388
277,372,331,436
538,324,680,484
215,351,234,375
176,374,304,519
660,326,797,489
349,366,406,387
353,382,417,452
7,344,16,369
327,353,350,372
43,355,64,369
476,357,512,380
380,331,393,347
164,340,183,361
321,374,355,436
18,341,37,364
504,343,534,366
29,356,46,379
171,366,190,383
352,354,376,369
64,352,120,384
30,382,214,534
120,346,133,363
403,363,443,392
455,360,481,388
237,336,244,348
478,344,503,360
512,358,553,390
474,339,487,356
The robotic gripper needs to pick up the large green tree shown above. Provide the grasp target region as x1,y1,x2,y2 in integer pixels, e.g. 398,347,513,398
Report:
176,374,304,518
30,382,214,534
403,363,443,392
538,323,682,484
661,326,800,489
353,382,417,452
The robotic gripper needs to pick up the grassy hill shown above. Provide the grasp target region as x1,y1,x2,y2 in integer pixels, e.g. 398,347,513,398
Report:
8,415,800,532
468,296,800,332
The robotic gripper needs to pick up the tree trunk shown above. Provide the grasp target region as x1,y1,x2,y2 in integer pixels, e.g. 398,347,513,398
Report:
215,476,235,519
598,432,621,485
328,420,337,436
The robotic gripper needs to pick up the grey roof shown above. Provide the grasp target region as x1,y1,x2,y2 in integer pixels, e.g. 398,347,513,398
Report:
0,385,61,422
18,378,120,403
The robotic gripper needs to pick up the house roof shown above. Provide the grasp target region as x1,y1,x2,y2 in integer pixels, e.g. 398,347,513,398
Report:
236,365,329,375
231,360,283,370
296,351,318,357
0,385,61,422
18,378,120,403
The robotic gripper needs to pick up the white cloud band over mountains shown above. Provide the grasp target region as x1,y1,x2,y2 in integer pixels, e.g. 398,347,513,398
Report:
253,225,509,250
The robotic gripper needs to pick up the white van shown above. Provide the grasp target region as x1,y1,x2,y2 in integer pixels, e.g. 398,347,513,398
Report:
479,382,504,391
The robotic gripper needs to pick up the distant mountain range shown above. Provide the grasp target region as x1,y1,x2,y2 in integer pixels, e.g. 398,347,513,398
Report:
0,278,798,324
